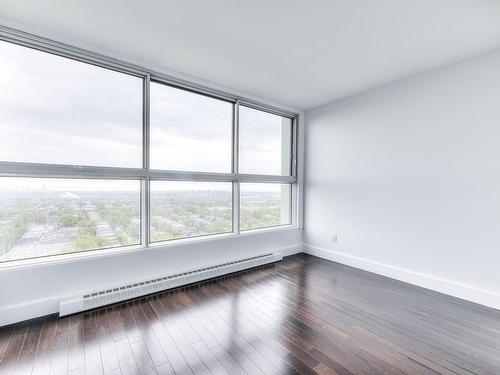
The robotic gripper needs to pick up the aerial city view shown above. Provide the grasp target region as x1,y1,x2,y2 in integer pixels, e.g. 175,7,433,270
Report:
0,180,286,262
0,40,292,263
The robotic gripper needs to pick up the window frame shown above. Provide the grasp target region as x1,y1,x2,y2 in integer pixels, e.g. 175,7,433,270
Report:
0,176,144,261
238,104,295,177
239,182,293,232
0,25,299,263
148,179,235,244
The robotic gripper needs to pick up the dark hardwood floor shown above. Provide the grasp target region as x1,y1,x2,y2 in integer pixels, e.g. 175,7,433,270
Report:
1,254,499,375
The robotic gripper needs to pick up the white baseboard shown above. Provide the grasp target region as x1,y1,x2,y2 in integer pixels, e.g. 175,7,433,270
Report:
0,244,304,327
0,296,61,327
5,243,496,327
276,244,304,257
304,244,500,311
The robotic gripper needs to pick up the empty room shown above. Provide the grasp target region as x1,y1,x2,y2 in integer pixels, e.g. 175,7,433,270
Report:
0,1,499,374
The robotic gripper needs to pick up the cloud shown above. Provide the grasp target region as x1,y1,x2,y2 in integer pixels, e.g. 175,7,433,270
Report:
0,40,291,176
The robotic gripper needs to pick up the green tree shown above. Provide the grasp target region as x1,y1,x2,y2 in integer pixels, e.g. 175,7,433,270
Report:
59,214,78,227
75,231,98,250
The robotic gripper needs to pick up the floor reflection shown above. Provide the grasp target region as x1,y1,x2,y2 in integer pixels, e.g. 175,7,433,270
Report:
4,255,498,374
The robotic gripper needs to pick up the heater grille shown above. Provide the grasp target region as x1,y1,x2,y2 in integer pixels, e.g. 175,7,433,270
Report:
59,253,281,316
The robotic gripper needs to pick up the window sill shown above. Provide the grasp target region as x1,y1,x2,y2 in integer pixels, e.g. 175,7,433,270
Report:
0,225,300,271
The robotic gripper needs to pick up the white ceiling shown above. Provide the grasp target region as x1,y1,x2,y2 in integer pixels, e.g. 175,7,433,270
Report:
1,0,500,110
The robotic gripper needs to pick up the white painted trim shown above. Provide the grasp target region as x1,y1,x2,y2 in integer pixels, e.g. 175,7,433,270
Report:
304,244,500,311
0,296,61,327
0,243,303,327
275,244,304,258
6,243,498,327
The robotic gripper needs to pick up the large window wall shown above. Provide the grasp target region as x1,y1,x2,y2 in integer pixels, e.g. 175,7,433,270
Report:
0,33,298,263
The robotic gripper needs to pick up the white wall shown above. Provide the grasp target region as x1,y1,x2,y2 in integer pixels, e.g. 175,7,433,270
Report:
304,50,500,310
0,228,303,326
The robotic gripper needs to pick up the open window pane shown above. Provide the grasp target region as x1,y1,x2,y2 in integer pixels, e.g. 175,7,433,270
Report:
240,183,291,231
0,41,143,168
239,106,292,176
0,178,141,262
150,181,232,242
150,83,233,172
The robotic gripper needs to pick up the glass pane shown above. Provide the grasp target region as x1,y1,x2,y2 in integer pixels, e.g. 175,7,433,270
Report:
150,83,233,172
0,41,143,168
150,181,232,242
240,183,291,231
0,178,141,262
239,106,292,175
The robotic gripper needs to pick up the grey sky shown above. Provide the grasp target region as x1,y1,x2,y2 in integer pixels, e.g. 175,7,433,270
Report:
0,177,139,192
239,106,291,175
150,82,232,172
0,40,143,168
0,40,290,178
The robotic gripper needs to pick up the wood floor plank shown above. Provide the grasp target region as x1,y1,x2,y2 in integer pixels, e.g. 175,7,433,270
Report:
49,317,70,375
1,323,28,372
118,304,142,345
2,254,500,375
184,293,267,374
0,327,13,363
67,315,85,373
219,351,248,375
32,318,57,375
114,338,140,375
107,307,128,343
191,341,230,375
95,310,120,373
83,312,104,375
143,298,194,374
197,304,284,374
67,366,85,375
128,301,169,368
15,321,42,375
129,339,158,375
